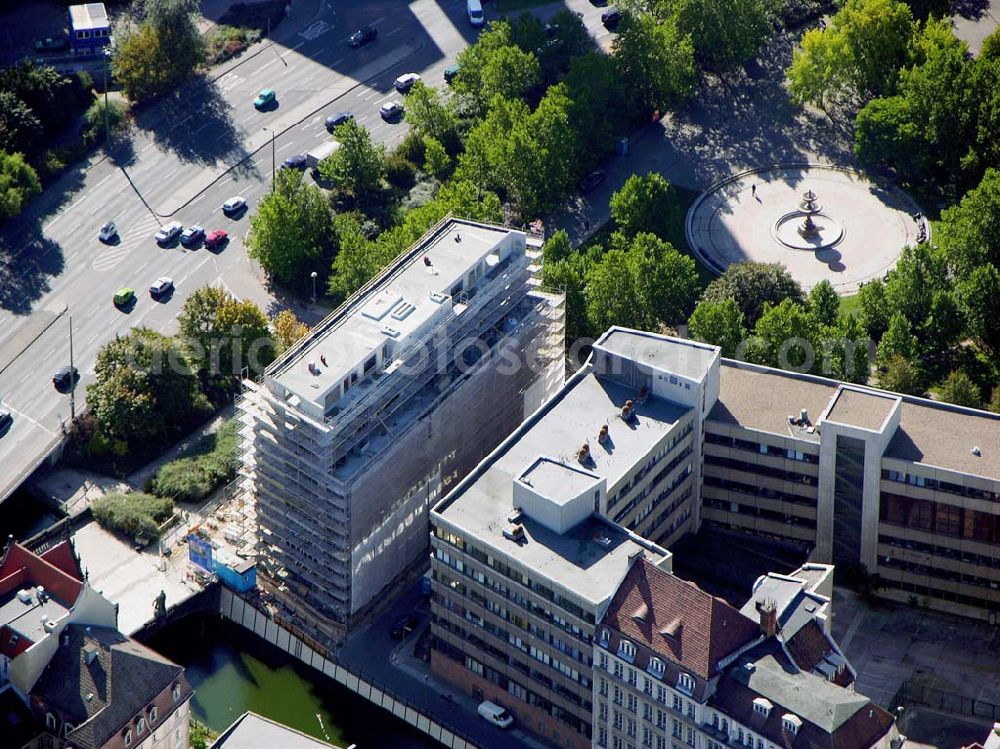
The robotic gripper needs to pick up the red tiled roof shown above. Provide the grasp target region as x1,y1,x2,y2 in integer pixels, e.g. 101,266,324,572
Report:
40,542,82,581
0,543,82,605
602,558,760,679
785,620,830,671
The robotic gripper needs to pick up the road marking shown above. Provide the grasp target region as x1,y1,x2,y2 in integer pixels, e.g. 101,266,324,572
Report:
277,142,295,153
87,330,103,346
385,28,402,38
330,56,345,67
169,114,193,132
141,142,156,153
299,20,330,40
66,251,78,263
193,122,210,135
163,167,178,180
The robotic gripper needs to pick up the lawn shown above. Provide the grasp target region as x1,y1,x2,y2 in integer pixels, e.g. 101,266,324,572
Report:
839,293,861,317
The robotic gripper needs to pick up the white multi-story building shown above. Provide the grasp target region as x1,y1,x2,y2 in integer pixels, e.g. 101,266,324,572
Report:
239,218,565,644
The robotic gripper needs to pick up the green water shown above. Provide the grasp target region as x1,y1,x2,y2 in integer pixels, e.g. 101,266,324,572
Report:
146,614,434,749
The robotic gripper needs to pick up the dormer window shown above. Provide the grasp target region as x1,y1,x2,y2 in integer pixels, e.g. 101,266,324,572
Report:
172,683,182,702
136,717,146,735
46,713,57,731
753,697,773,717
149,705,158,723
648,657,665,679
618,639,636,663
599,628,610,648
782,714,802,735
677,672,695,694
64,723,74,737
124,729,133,747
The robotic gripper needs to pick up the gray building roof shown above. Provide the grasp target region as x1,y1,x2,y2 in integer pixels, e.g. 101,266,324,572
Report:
823,388,898,432
595,328,719,383
68,3,108,30
31,625,190,749
887,400,1000,479
435,368,676,607
210,712,342,749
0,589,69,642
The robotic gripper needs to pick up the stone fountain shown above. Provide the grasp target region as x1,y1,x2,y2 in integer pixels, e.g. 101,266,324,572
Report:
771,188,845,251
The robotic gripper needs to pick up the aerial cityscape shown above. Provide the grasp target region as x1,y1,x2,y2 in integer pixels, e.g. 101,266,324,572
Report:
0,0,998,749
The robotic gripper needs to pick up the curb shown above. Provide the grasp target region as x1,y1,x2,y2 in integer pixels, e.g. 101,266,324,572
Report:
0,304,68,379
153,39,425,218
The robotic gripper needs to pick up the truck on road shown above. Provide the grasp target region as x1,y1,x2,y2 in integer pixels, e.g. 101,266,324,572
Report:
306,139,340,170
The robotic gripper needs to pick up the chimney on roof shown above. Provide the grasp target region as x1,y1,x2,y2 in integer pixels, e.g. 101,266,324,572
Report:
621,399,635,421
598,424,610,445
756,598,778,638
578,442,591,465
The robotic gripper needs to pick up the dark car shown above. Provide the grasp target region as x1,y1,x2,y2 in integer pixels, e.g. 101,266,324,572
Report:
282,154,308,170
325,112,353,131
347,25,377,47
180,225,205,247
52,366,79,392
601,8,622,29
391,615,418,639
580,169,607,192
0,409,12,436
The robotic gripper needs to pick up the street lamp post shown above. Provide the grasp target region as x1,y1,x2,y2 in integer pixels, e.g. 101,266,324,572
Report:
310,271,318,302
103,49,110,143
68,315,76,423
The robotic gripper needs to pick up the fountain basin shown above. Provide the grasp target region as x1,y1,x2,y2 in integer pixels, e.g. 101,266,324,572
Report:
771,210,845,251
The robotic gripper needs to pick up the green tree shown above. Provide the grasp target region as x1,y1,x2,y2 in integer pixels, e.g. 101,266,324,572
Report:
0,61,90,139
453,21,540,116
700,261,804,327
957,263,1000,352
585,232,698,333
610,172,681,240
857,279,891,340
820,313,872,384
749,299,820,372
877,312,918,367
988,386,1000,414
543,252,593,342
87,328,208,445
879,354,924,394
177,287,274,379
884,242,948,332
688,298,746,357
272,310,309,355
922,289,964,356
788,0,914,107
937,168,1000,275
328,214,395,304
565,52,624,166
542,230,573,266
405,82,460,151
84,99,127,142
434,179,503,223
246,169,335,287
808,280,841,328
613,15,697,114
319,119,385,198
423,135,451,179
0,150,41,221
0,91,43,157
937,370,981,407
669,0,771,73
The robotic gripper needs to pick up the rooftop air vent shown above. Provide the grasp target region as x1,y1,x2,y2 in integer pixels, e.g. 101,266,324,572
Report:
507,507,524,524
381,326,401,338
972,446,982,456
743,662,757,674
454,231,462,242
621,399,635,421
799,409,810,425
16,589,32,604
44,620,56,633
598,424,610,445
637,386,650,404
390,301,416,321
502,523,525,542
429,291,448,304
594,533,612,548
578,442,591,464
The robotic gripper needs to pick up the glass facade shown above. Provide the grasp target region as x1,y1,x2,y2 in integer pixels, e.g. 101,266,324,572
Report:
832,435,866,567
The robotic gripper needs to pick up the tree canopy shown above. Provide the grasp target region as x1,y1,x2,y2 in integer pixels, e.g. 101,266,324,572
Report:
0,150,40,221
610,172,682,240
319,119,385,198
688,297,746,357
700,262,803,327
612,14,697,114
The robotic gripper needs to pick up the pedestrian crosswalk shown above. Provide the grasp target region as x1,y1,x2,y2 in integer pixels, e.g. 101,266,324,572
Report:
216,71,246,95
91,213,159,273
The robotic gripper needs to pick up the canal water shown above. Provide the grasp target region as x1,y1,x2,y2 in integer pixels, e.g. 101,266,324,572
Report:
146,613,437,749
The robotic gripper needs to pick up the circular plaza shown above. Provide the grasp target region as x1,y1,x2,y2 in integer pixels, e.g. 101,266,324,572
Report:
686,164,927,294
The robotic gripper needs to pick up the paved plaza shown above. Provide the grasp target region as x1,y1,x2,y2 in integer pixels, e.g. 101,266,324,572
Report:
686,164,925,294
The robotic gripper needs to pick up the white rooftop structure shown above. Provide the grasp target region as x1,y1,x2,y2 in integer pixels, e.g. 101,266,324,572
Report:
68,2,109,30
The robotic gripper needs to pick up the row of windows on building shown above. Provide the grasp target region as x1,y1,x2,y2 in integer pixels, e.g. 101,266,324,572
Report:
879,555,1000,592
703,498,818,530
704,432,820,464
703,455,818,487
596,635,696,694
878,534,1000,569
880,576,1000,611
703,475,818,508
882,470,998,502
617,464,692,527
880,492,1000,543
609,423,695,510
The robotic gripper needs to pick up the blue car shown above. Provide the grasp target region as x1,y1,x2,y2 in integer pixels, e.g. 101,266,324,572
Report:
282,154,308,170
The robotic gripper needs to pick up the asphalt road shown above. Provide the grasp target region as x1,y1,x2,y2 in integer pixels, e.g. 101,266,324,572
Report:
0,0,614,503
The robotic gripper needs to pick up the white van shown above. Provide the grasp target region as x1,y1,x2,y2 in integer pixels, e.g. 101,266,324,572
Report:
477,700,514,729
467,0,485,27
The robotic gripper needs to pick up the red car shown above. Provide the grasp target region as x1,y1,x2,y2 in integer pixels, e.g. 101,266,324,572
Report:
205,230,229,249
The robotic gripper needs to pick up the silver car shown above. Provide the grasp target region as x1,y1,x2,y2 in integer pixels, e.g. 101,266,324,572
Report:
154,221,183,245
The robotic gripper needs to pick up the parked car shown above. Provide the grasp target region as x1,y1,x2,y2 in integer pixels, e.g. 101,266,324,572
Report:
0,409,12,436
443,65,459,84
325,111,353,131
391,615,418,639
222,196,247,217
601,8,622,29
477,701,514,729
154,221,183,245
580,169,607,192
347,25,377,47
113,288,136,307
34,36,67,52
98,221,117,243
52,366,79,392
282,154,308,170
180,226,205,247
205,230,228,250
393,73,421,93
380,100,403,121
149,277,174,298
254,88,276,109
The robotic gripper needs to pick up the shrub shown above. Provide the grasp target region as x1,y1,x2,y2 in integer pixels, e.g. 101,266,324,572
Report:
147,420,238,502
394,130,426,167
385,152,417,190
206,25,262,65
84,99,126,142
91,492,175,539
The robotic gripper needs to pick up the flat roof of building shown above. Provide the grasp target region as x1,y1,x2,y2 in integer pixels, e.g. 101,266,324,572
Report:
596,328,719,383
268,219,519,412
824,387,899,431
887,400,1000,479
0,588,69,642
710,362,836,442
712,360,1000,480
210,712,341,749
69,3,108,29
520,457,600,506
435,369,678,606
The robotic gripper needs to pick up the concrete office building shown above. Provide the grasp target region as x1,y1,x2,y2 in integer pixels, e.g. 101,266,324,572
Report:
238,218,565,645
594,557,898,749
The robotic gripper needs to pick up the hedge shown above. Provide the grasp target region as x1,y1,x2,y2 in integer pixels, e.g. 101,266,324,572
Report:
91,492,175,540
